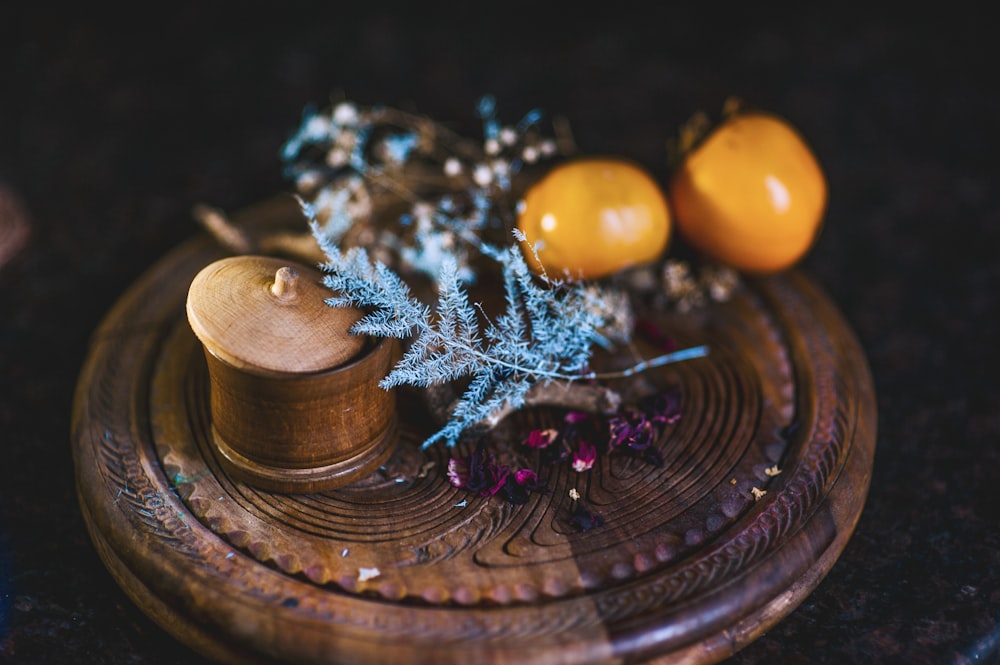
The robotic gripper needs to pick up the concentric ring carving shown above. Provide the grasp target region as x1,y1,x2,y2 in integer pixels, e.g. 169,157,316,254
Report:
73,227,876,665
150,280,793,605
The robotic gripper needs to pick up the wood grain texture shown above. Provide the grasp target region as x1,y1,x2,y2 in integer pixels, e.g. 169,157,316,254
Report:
202,336,399,493
186,255,365,374
71,200,876,665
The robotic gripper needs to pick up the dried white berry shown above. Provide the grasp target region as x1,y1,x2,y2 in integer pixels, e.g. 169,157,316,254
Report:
472,164,493,187
499,126,518,146
325,148,349,168
333,102,359,125
296,171,322,191
303,115,332,139
443,157,462,177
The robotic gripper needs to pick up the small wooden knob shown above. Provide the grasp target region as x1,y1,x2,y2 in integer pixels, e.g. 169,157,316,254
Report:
269,266,299,300
185,255,397,493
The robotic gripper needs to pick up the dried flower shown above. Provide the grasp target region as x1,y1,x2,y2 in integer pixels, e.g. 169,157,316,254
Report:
501,467,547,504
608,412,652,452
569,500,604,532
523,428,558,449
571,440,597,472
464,447,509,497
514,468,539,485
625,259,740,312
522,388,682,476
660,260,740,311
639,390,683,427
702,264,740,301
448,444,546,505
446,457,469,488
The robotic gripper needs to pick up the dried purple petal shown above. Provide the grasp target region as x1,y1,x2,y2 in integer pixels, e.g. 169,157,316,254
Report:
639,389,682,426
501,466,547,504
514,468,539,486
462,446,490,494
608,412,653,452
564,411,590,425
627,417,655,451
608,414,632,453
523,428,558,449
461,444,510,497
481,463,510,497
569,500,604,532
571,440,597,472
501,478,532,504
447,457,469,488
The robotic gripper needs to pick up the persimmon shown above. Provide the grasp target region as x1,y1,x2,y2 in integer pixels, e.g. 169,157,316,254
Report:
669,111,827,274
516,158,671,280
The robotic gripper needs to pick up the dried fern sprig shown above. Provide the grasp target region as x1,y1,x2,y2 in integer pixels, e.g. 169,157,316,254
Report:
313,223,707,448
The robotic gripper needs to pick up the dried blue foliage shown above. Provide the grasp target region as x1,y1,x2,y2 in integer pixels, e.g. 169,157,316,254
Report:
281,98,562,283
381,132,420,164
313,221,616,448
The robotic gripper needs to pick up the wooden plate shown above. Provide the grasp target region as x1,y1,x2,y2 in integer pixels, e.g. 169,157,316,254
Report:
72,200,876,665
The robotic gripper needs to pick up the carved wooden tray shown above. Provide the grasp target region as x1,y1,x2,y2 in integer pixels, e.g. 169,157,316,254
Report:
72,201,876,665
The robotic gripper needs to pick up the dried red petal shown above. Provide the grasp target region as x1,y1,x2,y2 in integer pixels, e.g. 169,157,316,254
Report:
640,389,682,426
514,468,539,485
569,500,604,532
523,428,558,449
447,457,469,488
571,440,597,472
481,464,510,497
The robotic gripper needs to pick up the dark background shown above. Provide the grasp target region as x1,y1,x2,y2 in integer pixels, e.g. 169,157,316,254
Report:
2,5,998,664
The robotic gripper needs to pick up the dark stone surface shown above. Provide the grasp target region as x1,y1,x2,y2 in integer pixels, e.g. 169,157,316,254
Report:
1,6,997,664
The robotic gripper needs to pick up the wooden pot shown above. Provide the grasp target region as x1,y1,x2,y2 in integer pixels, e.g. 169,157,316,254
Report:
186,255,397,493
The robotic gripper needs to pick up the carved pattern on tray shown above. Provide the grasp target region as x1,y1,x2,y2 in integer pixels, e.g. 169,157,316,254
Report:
147,285,796,605
72,228,876,664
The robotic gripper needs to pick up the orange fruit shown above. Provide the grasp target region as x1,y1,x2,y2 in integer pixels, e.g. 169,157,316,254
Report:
669,112,827,274
516,158,671,280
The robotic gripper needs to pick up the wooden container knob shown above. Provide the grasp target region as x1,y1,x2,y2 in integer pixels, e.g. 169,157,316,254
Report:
186,255,397,493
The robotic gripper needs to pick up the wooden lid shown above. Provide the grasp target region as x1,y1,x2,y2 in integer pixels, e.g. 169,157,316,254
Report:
186,255,365,374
